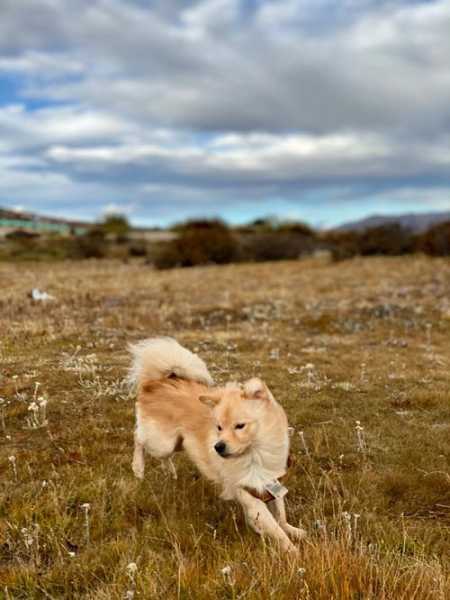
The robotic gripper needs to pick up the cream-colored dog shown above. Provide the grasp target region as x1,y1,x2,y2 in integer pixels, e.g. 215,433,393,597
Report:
130,337,305,552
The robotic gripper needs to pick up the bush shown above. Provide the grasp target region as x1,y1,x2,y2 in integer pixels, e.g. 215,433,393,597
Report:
276,221,316,236
154,221,238,269
241,231,317,262
324,231,361,261
357,224,415,256
417,221,450,256
100,214,130,237
128,242,148,257
172,218,228,232
72,229,107,259
5,230,40,240
325,224,416,260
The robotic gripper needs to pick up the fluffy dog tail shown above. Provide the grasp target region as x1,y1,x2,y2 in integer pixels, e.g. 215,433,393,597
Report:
128,337,213,390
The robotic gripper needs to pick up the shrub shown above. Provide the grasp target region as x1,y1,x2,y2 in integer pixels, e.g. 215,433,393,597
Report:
172,218,228,232
277,221,316,236
5,230,40,240
72,229,107,259
325,225,415,260
100,214,130,237
128,242,148,257
357,224,415,256
241,231,317,262
154,221,238,269
417,221,450,256
324,231,361,261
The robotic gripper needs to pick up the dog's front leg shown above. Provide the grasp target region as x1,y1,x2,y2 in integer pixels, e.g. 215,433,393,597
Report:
132,433,145,479
235,489,298,553
268,497,307,541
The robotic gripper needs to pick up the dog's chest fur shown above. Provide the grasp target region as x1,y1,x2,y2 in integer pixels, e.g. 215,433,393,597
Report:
219,437,289,499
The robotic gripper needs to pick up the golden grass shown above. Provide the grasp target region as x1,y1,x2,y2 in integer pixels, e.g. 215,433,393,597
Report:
1,256,449,599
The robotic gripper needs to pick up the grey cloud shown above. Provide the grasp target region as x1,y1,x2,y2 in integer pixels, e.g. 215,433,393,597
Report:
0,0,450,224
2,0,449,136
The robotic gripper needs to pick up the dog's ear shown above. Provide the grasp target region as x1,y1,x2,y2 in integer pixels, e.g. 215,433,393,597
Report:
243,377,270,401
199,393,220,408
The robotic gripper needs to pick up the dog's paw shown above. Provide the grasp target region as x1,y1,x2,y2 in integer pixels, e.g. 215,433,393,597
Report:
132,461,145,480
285,525,307,541
283,541,300,555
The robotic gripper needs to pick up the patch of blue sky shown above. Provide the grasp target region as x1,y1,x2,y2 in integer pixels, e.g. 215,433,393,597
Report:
0,72,74,111
0,73,23,106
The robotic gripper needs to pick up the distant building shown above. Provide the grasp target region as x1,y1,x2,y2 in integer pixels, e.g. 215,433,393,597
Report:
0,207,89,238
0,207,178,242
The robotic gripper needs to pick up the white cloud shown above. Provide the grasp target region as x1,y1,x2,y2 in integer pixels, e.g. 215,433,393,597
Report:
181,0,240,35
102,201,137,216
0,51,84,76
0,103,134,153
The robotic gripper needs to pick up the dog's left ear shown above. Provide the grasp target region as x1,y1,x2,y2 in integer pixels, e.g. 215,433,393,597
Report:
199,393,221,408
243,377,270,401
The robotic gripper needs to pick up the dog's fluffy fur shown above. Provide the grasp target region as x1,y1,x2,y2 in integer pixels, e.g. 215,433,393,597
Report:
130,337,305,552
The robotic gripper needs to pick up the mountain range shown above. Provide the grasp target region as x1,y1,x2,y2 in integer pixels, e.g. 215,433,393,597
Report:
336,211,450,233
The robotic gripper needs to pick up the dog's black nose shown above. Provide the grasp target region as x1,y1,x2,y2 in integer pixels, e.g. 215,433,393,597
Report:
214,441,227,456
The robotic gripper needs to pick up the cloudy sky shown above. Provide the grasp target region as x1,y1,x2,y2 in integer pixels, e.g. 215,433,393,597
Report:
1,0,450,227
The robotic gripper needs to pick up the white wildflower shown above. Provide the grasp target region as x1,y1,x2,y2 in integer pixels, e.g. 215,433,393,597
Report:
81,503,91,544
221,564,234,586
342,511,352,542
21,527,34,548
355,421,366,453
8,455,17,479
126,562,138,598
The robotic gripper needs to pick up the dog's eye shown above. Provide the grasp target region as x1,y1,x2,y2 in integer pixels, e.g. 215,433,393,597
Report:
217,425,222,431
235,423,246,430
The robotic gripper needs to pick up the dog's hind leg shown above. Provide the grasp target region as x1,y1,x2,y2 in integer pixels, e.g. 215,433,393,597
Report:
268,497,307,541
132,432,145,480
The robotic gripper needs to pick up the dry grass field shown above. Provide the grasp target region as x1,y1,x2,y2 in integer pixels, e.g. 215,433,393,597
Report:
1,256,449,599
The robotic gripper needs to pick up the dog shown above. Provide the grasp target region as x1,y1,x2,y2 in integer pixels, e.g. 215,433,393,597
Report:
129,337,306,553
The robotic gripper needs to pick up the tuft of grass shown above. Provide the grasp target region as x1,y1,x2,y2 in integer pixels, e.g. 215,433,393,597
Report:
1,256,449,598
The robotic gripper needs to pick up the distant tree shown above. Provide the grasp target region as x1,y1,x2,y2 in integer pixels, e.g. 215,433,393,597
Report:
323,231,361,261
243,217,315,236
241,231,317,262
154,221,238,269
324,224,415,261
100,214,130,237
172,218,228,232
246,217,278,231
418,221,450,256
357,224,415,256
277,221,316,236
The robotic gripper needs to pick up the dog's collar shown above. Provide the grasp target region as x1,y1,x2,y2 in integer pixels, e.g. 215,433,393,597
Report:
243,483,282,503
243,454,292,504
